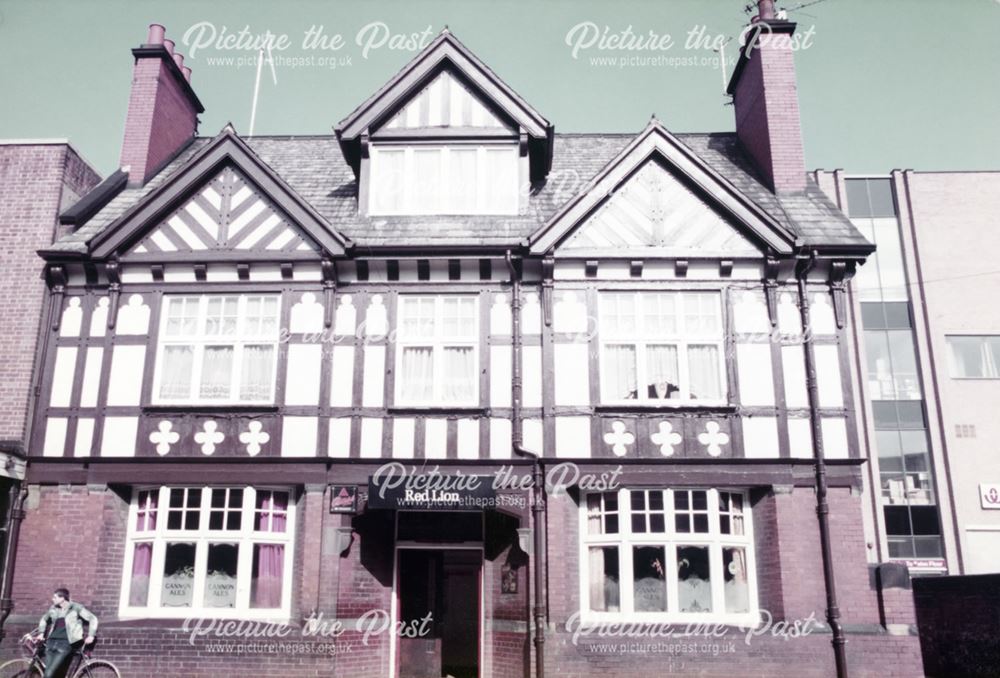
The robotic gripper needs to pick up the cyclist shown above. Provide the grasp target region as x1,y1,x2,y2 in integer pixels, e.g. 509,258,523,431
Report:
22,587,98,678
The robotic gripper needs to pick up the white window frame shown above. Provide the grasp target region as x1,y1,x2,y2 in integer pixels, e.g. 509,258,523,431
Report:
151,294,281,405
598,291,728,406
394,295,480,407
368,143,519,216
118,485,296,620
578,487,758,625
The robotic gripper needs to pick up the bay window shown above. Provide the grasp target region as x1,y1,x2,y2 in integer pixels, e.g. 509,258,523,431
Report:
599,291,726,404
369,144,519,215
580,488,756,623
153,295,280,405
121,486,295,618
395,295,479,406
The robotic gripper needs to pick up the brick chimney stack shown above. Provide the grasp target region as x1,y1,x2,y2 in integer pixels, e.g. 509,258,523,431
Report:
119,24,205,186
727,0,807,194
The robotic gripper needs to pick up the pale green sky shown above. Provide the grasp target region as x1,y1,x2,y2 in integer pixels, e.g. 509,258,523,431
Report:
1,0,997,176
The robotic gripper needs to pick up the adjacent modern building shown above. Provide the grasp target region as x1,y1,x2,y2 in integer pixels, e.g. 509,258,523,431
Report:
815,169,1000,578
16,1,1000,676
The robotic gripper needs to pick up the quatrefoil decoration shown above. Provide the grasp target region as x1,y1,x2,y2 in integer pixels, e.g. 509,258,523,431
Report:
651,421,683,457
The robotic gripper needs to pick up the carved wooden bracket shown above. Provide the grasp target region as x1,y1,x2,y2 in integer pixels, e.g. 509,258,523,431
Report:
830,260,848,330
46,265,67,332
541,257,554,327
321,259,337,329
764,257,780,327
106,260,121,330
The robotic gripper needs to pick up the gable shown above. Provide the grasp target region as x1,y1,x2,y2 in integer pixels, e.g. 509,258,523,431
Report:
128,166,318,256
379,71,511,132
529,121,796,256
562,160,758,254
88,127,349,261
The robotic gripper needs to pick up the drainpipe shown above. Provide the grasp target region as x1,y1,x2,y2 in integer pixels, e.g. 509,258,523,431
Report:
505,251,545,678
0,484,28,642
797,250,848,678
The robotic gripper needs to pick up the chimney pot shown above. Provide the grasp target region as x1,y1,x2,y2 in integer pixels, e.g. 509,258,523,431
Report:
182,66,192,83
172,52,185,70
146,23,165,46
163,38,175,55
757,0,777,21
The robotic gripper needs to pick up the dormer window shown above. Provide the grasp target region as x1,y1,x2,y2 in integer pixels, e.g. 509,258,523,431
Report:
369,144,518,215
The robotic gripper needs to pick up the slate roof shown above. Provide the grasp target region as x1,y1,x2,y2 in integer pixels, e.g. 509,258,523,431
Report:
49,131,870,255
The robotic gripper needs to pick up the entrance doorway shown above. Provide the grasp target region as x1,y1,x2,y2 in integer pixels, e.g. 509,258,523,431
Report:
397,548,481,678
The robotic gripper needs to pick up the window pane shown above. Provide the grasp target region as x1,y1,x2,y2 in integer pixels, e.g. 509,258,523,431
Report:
723,547,750,613
165,297,199,336
199,346,234,399
372,150,405,213
600,294,636,338
688,345,721,400
633,546,667,612
128,543,153,606
413,149,443,213
441,297,477,339
677,546,712,613
484,148,517,214
441,347,476,403
204,543,239,608
239,345,274,401
588,546,620,612
400,347,434,401
646,345,680,399
642,293,677,336
684,293,722,337
950,336,999,378
205,296,238,336
161,543,196,608
400,298,435,338
250,543,285,608
159,346,194,399
603,345,637,400
450,148,478,213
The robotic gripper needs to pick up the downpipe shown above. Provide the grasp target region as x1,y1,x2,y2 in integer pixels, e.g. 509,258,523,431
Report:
506,251,545,678
797,250,849,678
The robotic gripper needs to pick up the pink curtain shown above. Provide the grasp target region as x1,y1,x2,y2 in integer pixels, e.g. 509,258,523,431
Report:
256,492,288,532
137,491,157,531
129,543,153,606
252,544,284,608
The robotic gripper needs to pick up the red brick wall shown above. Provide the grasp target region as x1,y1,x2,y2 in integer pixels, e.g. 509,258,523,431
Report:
0,483,924,676
0,145,99,443
119,56,198,184
732,29,807,194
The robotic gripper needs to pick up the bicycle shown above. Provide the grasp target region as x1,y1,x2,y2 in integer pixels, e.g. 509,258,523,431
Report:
0,634,120,678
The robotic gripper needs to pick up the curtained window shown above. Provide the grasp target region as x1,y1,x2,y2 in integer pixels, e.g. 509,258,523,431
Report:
123,486,294,618
581,488,756,622
155,295,280,405
369,144,519,216
396,295,479,405
599,292,725,404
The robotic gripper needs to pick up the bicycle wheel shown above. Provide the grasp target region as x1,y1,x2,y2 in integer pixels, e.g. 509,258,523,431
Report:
74,659,121,678
0,659,41,678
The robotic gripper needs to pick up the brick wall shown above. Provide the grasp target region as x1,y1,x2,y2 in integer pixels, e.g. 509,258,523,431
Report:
0,482,925,676
731,28,807,194
0,144,99,443
119,56,198,184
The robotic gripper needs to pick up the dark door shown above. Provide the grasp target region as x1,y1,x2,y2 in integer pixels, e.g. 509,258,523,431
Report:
398,549,480,678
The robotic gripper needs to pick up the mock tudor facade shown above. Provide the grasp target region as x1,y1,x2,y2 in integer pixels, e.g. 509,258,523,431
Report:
0,4,932,677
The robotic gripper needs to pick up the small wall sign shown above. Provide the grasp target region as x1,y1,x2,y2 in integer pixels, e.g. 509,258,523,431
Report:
330,485,358,514
979,484,1000,509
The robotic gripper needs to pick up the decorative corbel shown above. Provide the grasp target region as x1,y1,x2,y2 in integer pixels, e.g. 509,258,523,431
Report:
674,259,689,278
333,526,354,556
629,260,644,278
541,257,555,327
280,262,294,280
46,265,68,332
829,260,848,330
764,257,780,327
516,527,533,556
106,260,121,330
321,258,337,328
